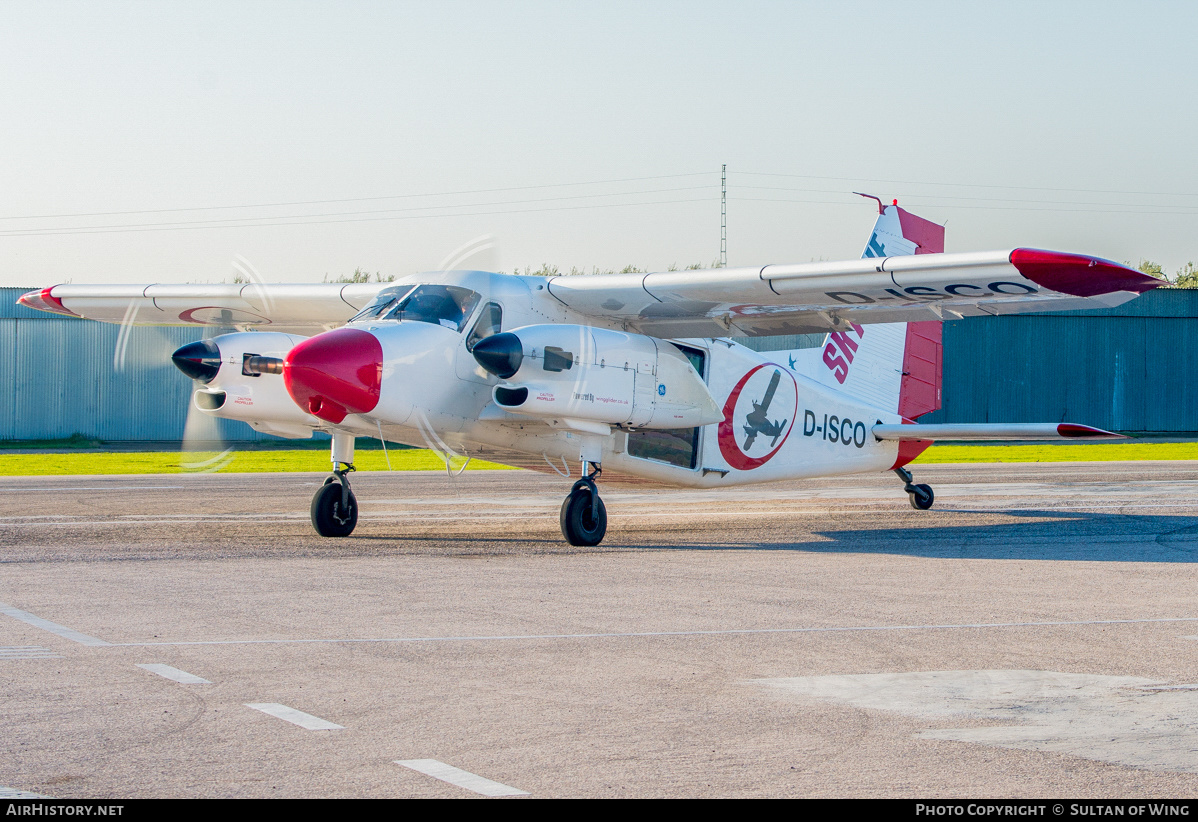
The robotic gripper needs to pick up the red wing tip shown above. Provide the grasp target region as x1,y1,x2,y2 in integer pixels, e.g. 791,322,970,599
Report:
1056,423,1124,439
1009,249,1164,298
17,286,78,317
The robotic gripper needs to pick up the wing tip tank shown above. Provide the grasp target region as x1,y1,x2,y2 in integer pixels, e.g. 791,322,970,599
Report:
1009,249,1164,298
16,286,78,317
1056,423,1125,439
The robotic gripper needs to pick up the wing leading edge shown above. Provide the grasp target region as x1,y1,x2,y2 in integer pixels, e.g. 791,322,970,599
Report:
545,248,1162,338
16,282,387,332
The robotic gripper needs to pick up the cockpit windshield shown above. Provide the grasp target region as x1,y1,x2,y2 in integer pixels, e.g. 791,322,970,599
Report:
349,285,414,323
349,284,482,332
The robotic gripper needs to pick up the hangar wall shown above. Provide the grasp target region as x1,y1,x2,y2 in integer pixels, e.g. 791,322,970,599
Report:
0,288,276,442
925,288,1198,432
2,286,1194,441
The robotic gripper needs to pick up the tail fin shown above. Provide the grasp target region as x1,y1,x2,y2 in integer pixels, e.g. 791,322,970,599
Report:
791,198,944,421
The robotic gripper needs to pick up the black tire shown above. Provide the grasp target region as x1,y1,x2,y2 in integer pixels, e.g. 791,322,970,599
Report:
908,483,934,510
559,489,607,546
311,482,358,537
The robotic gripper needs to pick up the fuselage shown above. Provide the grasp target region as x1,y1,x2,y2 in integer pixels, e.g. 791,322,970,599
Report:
209,269,908,488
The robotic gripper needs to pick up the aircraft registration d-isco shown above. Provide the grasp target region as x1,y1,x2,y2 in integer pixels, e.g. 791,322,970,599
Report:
18,199,1161,545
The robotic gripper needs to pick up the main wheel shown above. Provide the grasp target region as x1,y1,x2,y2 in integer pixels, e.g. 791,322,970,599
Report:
908,483,934,510
559,489,607,546
311,482,358,537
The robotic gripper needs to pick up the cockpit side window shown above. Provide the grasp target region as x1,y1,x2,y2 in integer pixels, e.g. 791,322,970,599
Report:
380,285,482,332
465,302,503,351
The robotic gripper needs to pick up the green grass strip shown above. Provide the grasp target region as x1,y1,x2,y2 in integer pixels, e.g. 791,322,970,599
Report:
913,441,1198,464
2,441,1196,476
0,449,514,476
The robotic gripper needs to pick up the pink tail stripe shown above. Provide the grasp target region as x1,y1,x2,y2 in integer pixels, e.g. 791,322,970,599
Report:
897,322,942,421
895,207,945,255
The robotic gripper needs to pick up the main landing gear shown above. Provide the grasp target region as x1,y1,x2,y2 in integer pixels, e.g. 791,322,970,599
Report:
560,461,607,546
311,432,358,537
894,465,934,510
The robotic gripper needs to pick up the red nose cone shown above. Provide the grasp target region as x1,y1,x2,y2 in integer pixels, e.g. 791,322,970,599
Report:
284,328,383,424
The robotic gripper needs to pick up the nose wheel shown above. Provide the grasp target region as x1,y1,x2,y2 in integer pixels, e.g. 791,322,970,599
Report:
560,463,607,546
311,463,358,537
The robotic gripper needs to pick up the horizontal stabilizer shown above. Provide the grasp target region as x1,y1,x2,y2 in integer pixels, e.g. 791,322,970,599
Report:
871,422,1124,441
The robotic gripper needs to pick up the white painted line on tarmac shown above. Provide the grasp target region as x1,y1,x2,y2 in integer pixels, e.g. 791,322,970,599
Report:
17,486,187,492
113,616,1198,648
0,602,110,647
245,703,344,730
0,787,52,799
0,646,62,659
0,518,305,527
137,663,211,684
396,759,528,797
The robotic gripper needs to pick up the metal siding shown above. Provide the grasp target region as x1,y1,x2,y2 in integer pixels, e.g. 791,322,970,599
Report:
15,318,80,438
0,320,15,438
929,312,1185,432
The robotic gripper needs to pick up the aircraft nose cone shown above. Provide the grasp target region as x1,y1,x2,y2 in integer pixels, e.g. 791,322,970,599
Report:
283,328,383,424
472,332,523,379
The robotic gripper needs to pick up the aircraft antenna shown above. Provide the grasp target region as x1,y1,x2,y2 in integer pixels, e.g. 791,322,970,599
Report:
720,164,727,267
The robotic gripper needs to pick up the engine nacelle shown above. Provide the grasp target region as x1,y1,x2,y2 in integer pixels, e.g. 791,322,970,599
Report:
473,325,722,430
173,332,317,437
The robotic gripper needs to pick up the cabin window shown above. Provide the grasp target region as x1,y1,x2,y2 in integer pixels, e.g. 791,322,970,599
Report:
465,302,503,351
627,427,700,469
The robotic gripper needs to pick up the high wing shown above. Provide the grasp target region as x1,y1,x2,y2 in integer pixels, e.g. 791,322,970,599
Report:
16,282,389,333
545,248,1163,338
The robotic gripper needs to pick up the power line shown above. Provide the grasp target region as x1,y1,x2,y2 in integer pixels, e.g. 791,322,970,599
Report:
0,196,714,238
0,172,717,222
0,186,713,237
730,196,1198,217
737,184,1198,209
736,171,1198,199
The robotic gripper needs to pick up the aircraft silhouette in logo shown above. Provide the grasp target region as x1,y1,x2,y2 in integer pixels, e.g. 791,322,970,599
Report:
742,369,788,450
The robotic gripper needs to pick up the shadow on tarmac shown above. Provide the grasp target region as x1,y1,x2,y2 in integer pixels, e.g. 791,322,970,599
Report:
665,509,1198,562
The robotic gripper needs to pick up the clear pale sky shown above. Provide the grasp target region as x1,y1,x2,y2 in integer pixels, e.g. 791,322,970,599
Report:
1,1,1195,288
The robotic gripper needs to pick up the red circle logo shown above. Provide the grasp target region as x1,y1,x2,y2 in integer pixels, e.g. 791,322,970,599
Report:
717,364,798,471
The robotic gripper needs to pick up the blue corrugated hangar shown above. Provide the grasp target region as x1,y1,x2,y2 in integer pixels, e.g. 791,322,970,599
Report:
2,286,1193,442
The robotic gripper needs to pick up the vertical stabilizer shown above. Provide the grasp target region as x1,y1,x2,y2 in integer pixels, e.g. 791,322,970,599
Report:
787,200,944,428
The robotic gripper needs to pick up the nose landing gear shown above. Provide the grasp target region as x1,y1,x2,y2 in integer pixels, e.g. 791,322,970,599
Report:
311,431,359,537
560,462,607,546
894,465,934,510
311,463,358,537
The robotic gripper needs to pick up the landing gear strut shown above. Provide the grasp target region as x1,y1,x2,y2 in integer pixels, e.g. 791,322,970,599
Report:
311,432,358,537
894,465,934,510
560,461,607,546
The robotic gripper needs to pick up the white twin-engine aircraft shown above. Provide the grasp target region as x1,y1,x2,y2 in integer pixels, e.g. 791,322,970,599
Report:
19,199,1161,545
